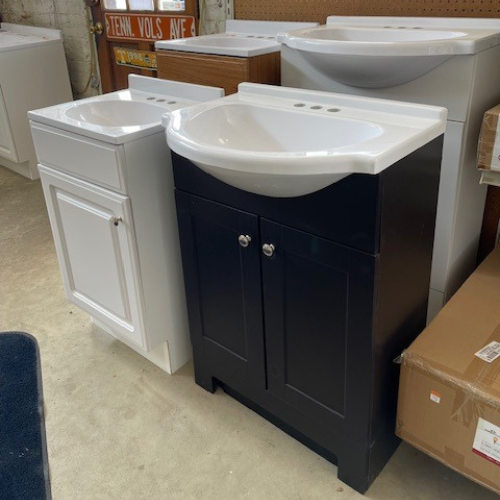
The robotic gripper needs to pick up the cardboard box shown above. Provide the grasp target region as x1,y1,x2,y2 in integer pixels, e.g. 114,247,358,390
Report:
397,246,500,495
477,104,500,172
477,104,500,187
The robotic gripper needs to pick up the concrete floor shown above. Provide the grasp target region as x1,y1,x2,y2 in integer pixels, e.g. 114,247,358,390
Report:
0,164,498,500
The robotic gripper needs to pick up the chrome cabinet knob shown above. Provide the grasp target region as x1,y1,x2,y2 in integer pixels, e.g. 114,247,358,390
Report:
262,243,275,258
238,234,252,248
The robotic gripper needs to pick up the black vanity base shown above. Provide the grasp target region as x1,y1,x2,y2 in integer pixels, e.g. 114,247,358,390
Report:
172,137,443,493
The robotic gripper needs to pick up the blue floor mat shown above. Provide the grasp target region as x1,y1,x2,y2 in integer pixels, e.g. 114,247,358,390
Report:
0,332,51,500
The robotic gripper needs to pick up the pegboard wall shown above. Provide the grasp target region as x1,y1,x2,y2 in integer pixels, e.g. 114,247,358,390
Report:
234,1,500,23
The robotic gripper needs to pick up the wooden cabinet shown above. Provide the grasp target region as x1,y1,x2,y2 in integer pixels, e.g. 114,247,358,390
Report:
157,51,280,95
173,136,443,492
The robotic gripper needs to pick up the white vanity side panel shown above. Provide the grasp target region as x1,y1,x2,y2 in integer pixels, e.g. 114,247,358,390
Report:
0,42,72,175
92,317,173,374
280,45,476,122
426,288,445,324
429,121,465,293
123,133,191,372
31,123,127,193
0,85,18,162
444,47,500,301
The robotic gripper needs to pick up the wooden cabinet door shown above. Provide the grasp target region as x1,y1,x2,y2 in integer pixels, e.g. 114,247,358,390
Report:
0,85,17,162
39,165,146,349
175,192,266,390
90,0,198,93
261,219,376,435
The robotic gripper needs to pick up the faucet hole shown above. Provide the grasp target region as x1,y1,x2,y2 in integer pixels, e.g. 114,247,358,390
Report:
294,103,306,107
168,101,177,104
310,105,323,110
327,108,341,112
146,96,155,100
156,99,166,102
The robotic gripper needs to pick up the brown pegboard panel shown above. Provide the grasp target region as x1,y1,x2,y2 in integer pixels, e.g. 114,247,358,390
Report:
234,0,500,24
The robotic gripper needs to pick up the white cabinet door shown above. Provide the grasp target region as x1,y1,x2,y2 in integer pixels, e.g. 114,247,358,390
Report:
39,165,147,349
0,85,18,162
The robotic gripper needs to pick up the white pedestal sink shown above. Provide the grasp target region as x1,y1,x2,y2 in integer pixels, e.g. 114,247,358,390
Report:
164,83,446,198
278,17,500,88
279,16,500,321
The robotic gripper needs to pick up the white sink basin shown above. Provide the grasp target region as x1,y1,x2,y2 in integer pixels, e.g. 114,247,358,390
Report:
277,17,500,88
28,75,224,144
156,34,279,57
164,83,447,197
64,100,167,127
155,19,318,57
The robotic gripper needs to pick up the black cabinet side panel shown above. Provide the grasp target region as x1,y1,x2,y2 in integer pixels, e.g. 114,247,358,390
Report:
369,137,443,478
172,152,381,254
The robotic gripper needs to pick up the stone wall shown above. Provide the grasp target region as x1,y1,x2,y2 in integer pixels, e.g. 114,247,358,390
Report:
0,0,99,99
200,0,229,35
0,0,229,97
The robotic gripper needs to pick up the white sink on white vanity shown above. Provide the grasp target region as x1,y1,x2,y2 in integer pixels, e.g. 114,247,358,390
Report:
29,75,224,373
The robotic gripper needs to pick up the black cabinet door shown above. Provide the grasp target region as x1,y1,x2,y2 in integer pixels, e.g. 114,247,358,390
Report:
175,192,266,390
261,219,376,437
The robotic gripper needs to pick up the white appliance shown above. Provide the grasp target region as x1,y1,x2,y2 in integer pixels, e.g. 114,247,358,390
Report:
0,23,72,179
279,17,500,321
29,75,224,373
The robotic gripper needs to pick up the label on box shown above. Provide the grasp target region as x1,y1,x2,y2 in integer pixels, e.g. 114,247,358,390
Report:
430,390,441,404
473,418,500,467
492,133,500,171
474,341,500,363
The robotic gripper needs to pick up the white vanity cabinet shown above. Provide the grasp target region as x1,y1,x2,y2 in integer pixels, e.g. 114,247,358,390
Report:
29,75,224,374
0,23,72,179
32,122,191,371
38,165,146,349
0,86,17,161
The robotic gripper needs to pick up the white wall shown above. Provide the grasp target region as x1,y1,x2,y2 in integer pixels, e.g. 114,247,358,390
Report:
1,0,99,99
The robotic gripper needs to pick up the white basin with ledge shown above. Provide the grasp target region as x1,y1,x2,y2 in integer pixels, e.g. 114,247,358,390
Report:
156,19,318,57
28,76,217,143
277,17,500,88
164,83,447,197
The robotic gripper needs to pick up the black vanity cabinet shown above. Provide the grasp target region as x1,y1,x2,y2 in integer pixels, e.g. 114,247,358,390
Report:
172,137,443,493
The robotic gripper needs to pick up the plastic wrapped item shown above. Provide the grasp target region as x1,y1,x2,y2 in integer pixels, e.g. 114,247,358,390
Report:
477,104,500,186
397,246,500,495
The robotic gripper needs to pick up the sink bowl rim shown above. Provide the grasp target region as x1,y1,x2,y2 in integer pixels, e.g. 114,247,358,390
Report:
63,99,169,128
164,83,447,177
177,101,385,159
277,22,500,56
